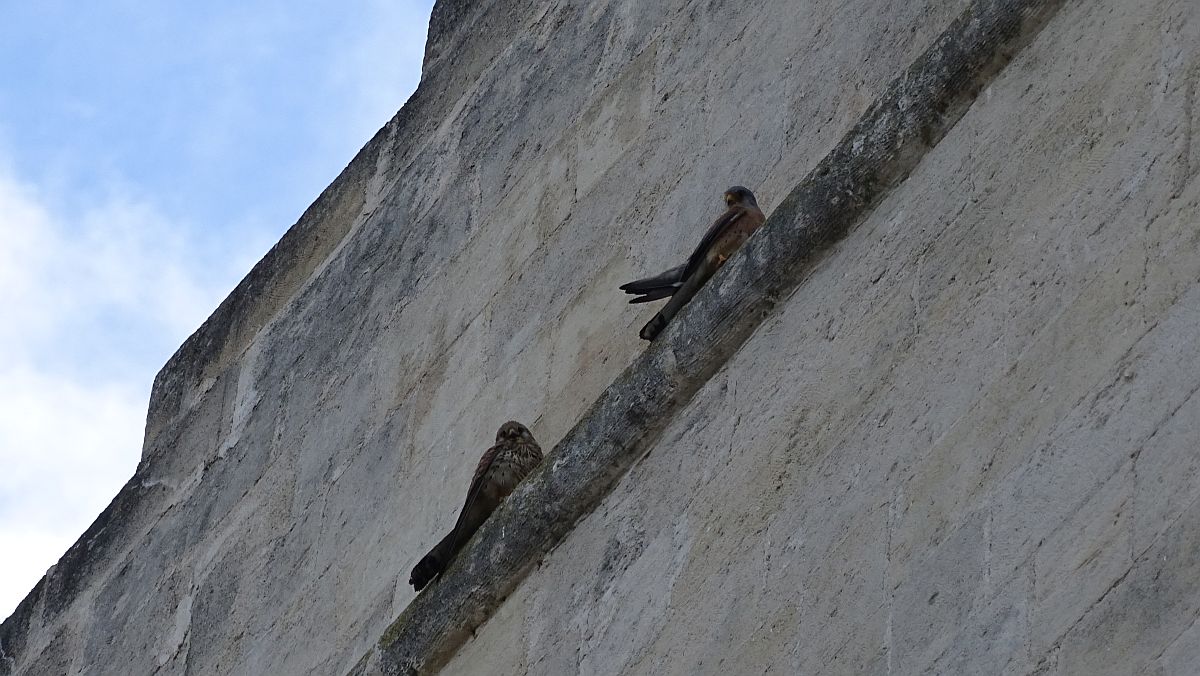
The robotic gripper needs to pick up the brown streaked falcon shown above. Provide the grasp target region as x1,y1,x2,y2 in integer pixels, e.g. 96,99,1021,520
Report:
409,421,543,592
620,186,766,341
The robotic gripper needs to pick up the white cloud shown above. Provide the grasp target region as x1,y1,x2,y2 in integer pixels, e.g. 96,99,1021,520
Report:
0,365,144,527
0,0,433,625
0,528,78,616
0,173,233,358
0,165,249,618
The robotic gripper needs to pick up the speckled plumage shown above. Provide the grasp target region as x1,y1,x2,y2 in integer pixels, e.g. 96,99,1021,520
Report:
409,421,543,591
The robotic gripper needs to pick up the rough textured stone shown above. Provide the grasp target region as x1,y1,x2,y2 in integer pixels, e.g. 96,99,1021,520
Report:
3,0,1199,673
354,0,1072,672
438,0,1200,673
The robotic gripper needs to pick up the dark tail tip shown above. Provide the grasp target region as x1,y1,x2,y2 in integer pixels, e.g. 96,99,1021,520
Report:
639,314,667,341
409,553,444,592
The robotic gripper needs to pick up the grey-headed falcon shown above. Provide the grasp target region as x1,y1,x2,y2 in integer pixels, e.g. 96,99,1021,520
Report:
620,186,765,341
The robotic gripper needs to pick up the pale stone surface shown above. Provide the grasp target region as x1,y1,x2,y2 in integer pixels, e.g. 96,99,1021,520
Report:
0,0,962,673
357,0,1071,671
3,0,1199,674
440,0,1200,672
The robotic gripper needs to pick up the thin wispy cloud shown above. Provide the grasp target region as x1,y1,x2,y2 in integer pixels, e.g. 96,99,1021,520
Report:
0,161,271,614
0,1,432,618
0,168,198,616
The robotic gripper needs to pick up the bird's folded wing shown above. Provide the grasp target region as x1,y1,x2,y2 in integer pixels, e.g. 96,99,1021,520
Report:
627,287,678,303
443,443,503,556
619,264,687,294
681,206,745,281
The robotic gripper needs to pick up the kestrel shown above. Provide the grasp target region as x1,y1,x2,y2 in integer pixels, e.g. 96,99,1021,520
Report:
620,186,765,341
409,421,544,592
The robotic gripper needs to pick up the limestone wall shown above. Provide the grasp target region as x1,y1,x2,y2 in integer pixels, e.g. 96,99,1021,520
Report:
441,0,1200,671
3,0,1198,674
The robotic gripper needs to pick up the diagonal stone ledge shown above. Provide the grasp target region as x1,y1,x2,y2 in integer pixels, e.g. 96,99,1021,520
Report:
350,0,1068,673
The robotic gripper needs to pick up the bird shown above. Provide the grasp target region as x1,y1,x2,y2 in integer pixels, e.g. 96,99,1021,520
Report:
409,421,544,592
620,186,765,341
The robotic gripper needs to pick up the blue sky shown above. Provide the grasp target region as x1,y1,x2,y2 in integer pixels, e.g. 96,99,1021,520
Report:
0,0,434,619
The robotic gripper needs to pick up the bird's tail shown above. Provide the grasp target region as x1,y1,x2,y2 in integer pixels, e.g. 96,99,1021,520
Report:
409,530,457,592
619,265,686,304
409,485,501,591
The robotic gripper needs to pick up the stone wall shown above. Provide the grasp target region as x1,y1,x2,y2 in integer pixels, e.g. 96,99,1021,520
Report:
440,0,1200,671
4,0,1198,674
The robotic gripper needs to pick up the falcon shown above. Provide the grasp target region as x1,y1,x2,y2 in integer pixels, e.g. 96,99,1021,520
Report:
620,186,766,341
409,421,544,591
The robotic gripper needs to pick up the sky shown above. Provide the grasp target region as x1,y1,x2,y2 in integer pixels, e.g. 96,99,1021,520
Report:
0,0,434,620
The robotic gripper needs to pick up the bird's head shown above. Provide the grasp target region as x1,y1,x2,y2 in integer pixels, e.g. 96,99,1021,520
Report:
496,421,534,444
723,186,758,208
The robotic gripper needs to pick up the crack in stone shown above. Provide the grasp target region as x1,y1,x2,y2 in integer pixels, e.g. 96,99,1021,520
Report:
0,637,15,670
